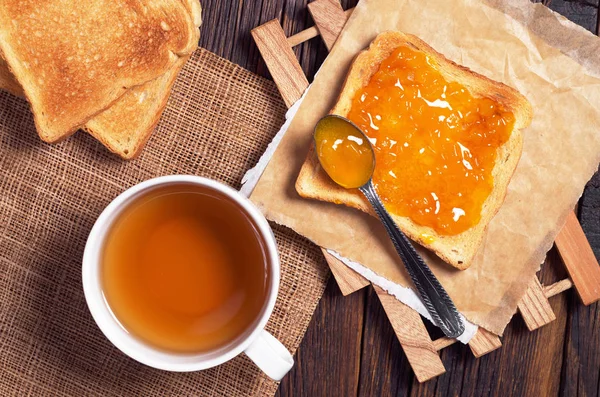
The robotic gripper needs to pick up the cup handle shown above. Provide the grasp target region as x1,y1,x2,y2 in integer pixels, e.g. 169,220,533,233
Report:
244,330,294,381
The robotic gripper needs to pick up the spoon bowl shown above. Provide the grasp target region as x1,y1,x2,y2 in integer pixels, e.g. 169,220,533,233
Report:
313,115,375,189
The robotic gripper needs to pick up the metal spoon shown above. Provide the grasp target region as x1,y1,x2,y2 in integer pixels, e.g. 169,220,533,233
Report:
313,114,465,338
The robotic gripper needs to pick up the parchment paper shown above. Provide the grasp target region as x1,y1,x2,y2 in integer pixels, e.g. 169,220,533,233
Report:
250,0,600,335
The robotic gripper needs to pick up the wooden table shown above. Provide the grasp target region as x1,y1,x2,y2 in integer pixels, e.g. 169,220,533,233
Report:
200,0,600,395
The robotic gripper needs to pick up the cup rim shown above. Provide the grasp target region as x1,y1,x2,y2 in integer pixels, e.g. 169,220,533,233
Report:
82,175,280,371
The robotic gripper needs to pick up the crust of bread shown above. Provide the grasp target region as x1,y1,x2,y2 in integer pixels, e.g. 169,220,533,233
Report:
0,57,23,97
295,31,533,270
0,0,199,143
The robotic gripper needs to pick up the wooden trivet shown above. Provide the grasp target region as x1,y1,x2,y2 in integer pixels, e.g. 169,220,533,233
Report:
251,0,600,382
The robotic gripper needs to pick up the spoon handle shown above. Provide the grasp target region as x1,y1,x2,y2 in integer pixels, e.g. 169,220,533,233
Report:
359,180,465,339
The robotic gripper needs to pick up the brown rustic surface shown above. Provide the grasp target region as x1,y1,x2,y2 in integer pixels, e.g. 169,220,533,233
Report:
199,0,600,395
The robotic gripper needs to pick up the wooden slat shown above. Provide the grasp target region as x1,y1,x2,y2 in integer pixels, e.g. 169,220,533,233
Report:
251,19,309,107
468,328,502,357
308,0,347,50
287,26,320,47
518,277,556,331
287,8,354,48
432,337,456,351
432,329,501,357
543,278,573,298
251,11,368,297
554,211,600,305
374,286,445,382
323,251,370,295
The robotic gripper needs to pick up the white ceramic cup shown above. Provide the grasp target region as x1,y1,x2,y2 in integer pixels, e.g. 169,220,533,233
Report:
82,175,294,381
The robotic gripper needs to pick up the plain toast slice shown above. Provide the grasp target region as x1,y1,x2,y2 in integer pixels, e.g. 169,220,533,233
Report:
0,56,185,159
0,1,201,159
296,32,532,269
84,56,188,159
0,0,199,142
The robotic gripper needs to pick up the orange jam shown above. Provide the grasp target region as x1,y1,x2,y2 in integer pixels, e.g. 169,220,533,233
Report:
314,116,374,189
346,45,516,235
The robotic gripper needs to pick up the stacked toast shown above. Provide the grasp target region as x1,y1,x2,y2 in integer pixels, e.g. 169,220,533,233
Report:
0,0,202,159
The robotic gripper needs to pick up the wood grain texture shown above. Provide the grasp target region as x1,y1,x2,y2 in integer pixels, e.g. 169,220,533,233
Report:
374,286,446,383
544,278,574,298
468,328,502,358
559,286,600,397
251,20,309,107
276,278,366,397
432,337,456,351
289,8,354,48
358,287,419,395
308,0,347,50
196,0,600,394
323,251,370,295
555,211,600,305
518,276,557,331
288,26,321,48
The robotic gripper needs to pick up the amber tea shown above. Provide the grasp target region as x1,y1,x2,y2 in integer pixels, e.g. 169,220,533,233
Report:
101,183,269,353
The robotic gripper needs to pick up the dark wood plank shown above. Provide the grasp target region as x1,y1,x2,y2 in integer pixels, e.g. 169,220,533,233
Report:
228,0,284,77
546,0,599,33
559,291,600,396
357,287,414,396
560,171,600,396
197,0,241,65
580,172,600,265
558,3,600,395
276,277,366,397
199,0,359,80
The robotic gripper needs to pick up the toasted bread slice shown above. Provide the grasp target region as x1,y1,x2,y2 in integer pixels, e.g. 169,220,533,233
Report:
0,2,201,159
181,0,203,28
84,56,188,159
0,56,185,159
84,0,201,159
0,0,199,143
296,32,532,269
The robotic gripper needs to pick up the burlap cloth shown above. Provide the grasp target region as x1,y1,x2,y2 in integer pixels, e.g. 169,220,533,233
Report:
0,48,329,396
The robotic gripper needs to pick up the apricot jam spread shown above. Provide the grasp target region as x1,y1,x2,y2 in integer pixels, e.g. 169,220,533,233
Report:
327,45,515,235
314,116,375,189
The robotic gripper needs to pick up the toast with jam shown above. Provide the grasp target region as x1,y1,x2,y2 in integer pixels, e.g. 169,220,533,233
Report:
296,31,532,269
